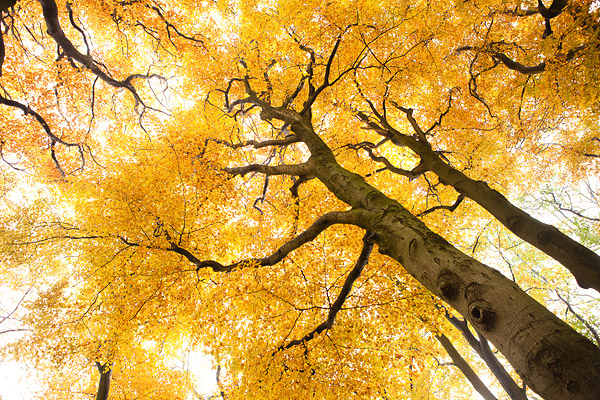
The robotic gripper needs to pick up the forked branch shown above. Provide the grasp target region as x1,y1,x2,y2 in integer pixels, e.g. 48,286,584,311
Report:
418,194,466,217
38,0,169,116
0,91,85,176
358,101,600,292
140,209,372,273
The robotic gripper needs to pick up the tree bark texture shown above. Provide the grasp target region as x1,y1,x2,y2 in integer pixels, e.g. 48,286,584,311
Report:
380,122,600,293
279,112,600,400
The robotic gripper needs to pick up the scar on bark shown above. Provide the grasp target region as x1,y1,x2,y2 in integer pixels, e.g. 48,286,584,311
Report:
464,283,497,331
437,269,462,301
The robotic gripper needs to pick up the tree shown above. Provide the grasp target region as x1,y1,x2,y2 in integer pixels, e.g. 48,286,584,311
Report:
0,0,599,399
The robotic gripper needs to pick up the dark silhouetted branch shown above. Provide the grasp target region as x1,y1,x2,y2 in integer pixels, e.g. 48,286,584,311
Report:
138,209,372,274
95,362,112,400
282,231,375,349
418,194,466,217
436,334,498,400
555,291,600,346
224,162,311,177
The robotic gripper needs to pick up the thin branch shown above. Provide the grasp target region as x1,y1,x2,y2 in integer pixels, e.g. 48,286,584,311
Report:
65,1,90,55
300,26,367,116
0,93,78,148
0,285,32,325
252,175,269,214
147,4,207,49
555,291,600,346
282,231,375,349
426,87,459,135
0,328,31,335
210,135,301,150
548,192,600,222
38,0,133,89
354,145,425,180
223,162,311,177
0,140,26,171
140,209,371,273
418,194,466,217
12,234,104,246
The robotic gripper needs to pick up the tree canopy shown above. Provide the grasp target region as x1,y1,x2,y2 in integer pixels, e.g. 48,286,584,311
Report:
0,0,599,399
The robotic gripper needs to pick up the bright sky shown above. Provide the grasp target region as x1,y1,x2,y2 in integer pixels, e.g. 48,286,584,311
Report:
0,361,37,400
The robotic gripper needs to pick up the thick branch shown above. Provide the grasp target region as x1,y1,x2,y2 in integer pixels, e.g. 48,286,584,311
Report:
538,0,567,19
163,209,371,273
223,162,311,177
371,109,600,292
38,0,164,112
38,0,128,88
456,45,585,75
282,231,375,349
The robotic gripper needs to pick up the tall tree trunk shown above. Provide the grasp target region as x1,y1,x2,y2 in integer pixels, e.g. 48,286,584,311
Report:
273,110,600,400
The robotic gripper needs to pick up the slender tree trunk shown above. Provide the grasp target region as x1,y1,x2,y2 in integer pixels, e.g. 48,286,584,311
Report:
274,111,600,400
95,362,112,400
437,334,498,400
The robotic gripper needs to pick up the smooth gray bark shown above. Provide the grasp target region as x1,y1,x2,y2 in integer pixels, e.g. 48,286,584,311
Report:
253,102,600,400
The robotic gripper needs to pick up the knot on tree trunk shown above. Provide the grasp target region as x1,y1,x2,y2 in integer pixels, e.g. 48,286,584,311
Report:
437,269,462,301
468,300,496,330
